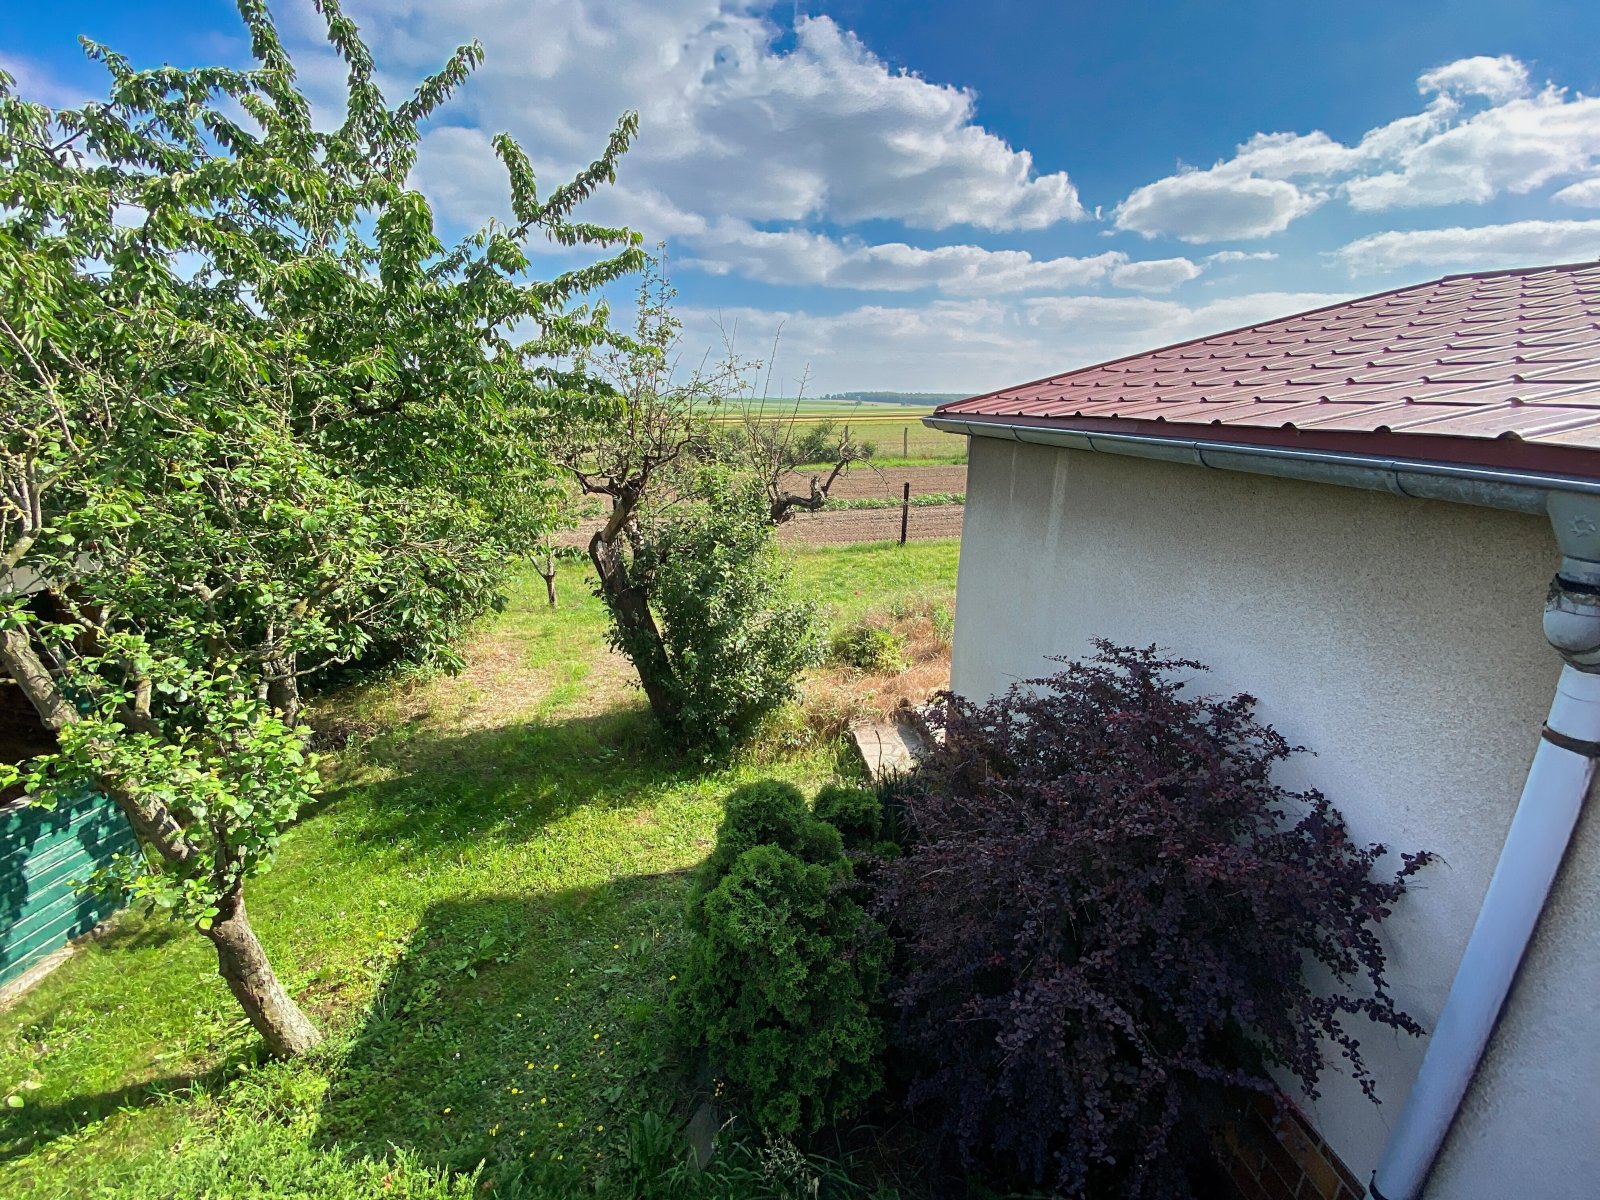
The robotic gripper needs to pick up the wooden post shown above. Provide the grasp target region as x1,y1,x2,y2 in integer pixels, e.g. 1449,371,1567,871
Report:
899,481,910,546
902,425,908,457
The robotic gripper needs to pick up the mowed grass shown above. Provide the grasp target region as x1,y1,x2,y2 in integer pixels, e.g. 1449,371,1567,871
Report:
0,540,960,1199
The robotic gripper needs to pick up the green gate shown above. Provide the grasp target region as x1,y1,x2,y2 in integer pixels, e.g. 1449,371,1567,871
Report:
1,788,137,989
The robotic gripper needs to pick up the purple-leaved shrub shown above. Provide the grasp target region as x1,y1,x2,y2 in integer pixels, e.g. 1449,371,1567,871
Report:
875,642,1431,1198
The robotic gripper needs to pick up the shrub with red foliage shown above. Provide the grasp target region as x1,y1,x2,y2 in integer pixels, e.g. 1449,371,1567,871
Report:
875,642,1431,1198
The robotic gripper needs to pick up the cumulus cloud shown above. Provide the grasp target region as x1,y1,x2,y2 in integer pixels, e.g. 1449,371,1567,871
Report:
1416,54,1530,102
678,290,1352,394
1344,87,1600,210
1205,250,1278,264
1113,54,1600,240
1109,257,1203,292
1021,291,1349,340
679,224,1127,294
1553,178,1600,208
1335,218,1600,272
310,2,1083,236
1114,173,1324,243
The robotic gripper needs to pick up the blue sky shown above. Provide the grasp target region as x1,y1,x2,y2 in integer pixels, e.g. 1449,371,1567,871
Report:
8,1,1600,393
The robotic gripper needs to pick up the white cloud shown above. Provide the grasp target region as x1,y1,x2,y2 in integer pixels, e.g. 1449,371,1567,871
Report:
678,222,1128,294
1205,250,1278,264
1021,291,1349,341
1228,131,1361,179
1344,87,1600,210
1553,178,1600,208
680,290,1352,394
1113,54,1600,240
317,2,1083,236
1416,54,1530,102
1109,257,1203,292
1114,173,1324,243
1335,218,1600,272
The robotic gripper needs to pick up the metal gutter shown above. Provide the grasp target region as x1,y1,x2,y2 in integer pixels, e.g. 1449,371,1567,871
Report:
927,410,1600,1200
924,414,1600,517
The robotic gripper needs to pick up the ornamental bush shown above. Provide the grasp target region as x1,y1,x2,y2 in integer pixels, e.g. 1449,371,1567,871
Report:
875,642,1431,1199
811,782,882,851
691,781,843,904
674,781,887,1137
622,482,821,751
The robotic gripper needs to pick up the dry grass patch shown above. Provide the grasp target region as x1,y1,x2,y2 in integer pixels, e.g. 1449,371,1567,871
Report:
802,596,954,739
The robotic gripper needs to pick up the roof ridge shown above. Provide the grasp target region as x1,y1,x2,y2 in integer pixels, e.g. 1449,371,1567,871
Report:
943,275,1445,409
1439,260,1600,283
940,263,1600,413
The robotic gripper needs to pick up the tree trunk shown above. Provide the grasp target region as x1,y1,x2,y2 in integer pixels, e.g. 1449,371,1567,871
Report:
539,556,559,608
0,624,200,865
265,654,300,727
588,530,680,726
203,881,322,1057
3,620,316,1057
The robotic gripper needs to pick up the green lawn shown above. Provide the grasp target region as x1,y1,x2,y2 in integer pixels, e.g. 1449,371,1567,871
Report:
0,541,960,1199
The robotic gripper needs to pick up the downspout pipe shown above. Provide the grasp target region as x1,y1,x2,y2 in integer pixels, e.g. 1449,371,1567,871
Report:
1370,505,1600,1200
924,415,1600,1200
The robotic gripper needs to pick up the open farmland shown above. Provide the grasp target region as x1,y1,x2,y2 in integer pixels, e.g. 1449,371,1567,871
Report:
792,463,966,499
560,464,968,548
777,503,964,544
707,396,969,465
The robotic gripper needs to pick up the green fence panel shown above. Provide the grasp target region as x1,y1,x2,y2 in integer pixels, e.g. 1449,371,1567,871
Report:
0,789,137,988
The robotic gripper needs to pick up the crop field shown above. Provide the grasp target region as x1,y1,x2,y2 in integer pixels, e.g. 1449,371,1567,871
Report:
700,394,968,465
707,393,961,420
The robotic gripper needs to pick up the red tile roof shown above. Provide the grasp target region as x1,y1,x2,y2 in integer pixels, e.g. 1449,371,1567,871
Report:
936,263,1600,478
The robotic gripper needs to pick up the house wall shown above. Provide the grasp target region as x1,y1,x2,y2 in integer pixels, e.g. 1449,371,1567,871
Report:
951,435,1600,1200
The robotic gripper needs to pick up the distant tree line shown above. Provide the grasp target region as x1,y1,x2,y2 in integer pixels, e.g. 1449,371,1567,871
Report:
819,391,963,405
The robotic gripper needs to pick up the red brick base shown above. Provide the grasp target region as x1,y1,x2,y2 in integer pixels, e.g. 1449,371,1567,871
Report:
1220,1093,1364,1200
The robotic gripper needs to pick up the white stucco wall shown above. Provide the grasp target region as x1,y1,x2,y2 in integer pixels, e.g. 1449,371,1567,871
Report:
951,436,1600,1199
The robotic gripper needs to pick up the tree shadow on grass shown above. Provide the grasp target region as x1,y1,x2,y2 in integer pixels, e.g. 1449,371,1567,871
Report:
0,1058,246,1163
314,703,714,861
313,873,696,1192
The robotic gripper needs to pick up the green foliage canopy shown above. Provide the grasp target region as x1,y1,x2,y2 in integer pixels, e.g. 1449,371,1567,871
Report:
0,0,643,1053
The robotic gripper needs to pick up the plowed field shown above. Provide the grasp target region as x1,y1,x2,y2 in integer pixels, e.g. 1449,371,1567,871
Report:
561,466,967,547
776,503,963,545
